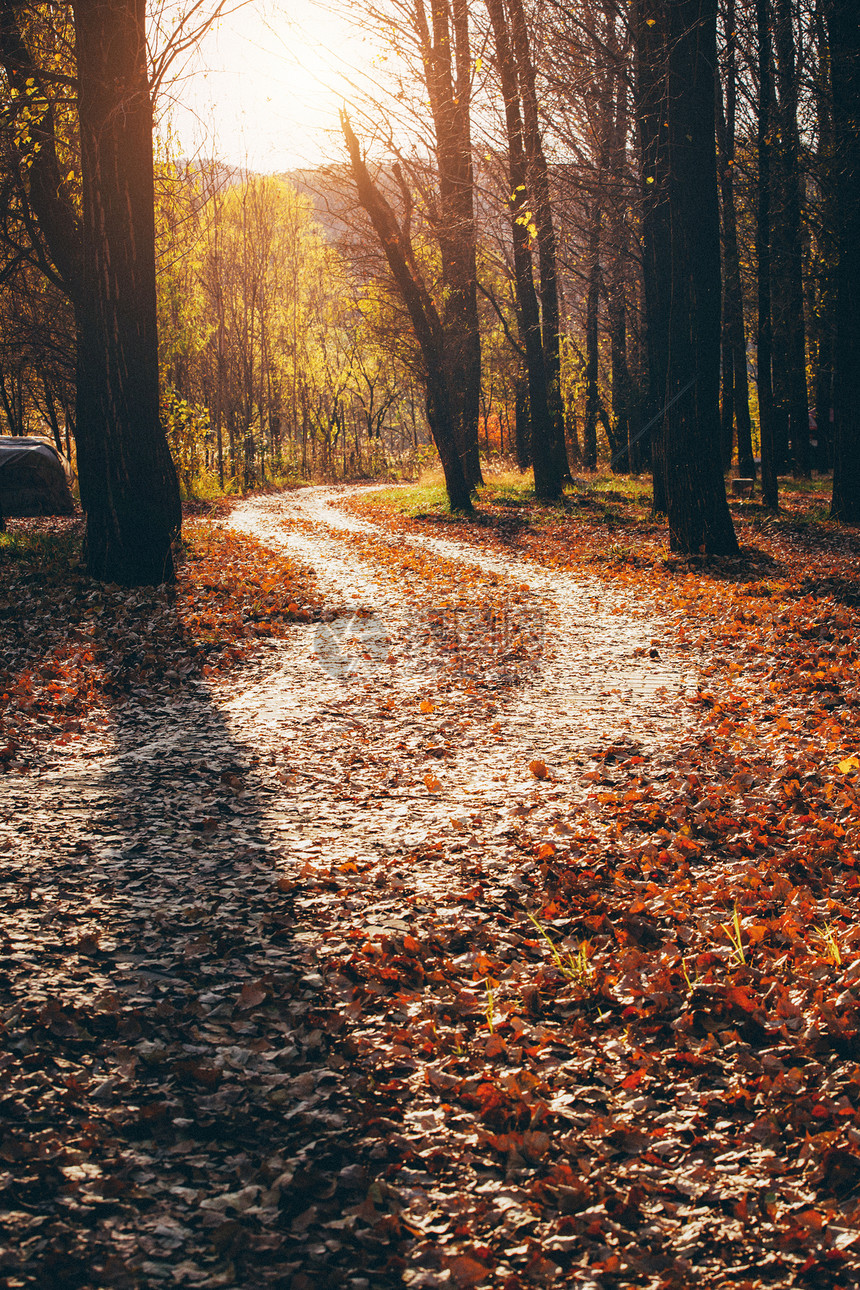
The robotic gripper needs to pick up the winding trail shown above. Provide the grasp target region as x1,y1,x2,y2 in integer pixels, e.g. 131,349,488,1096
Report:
220,486,695,879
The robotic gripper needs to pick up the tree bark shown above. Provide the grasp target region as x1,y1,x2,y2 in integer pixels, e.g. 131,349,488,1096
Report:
514,368,530,468
635,0,670,513
756,0,779,510
583,199,602,470
417,0,482,488
811,0,835,472
72,0,180,583
827,0,860,522
635,0,738,553
606,66,634,474
772,0,809,476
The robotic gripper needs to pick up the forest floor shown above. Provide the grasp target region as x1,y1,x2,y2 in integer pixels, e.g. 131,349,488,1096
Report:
1,476,860,1290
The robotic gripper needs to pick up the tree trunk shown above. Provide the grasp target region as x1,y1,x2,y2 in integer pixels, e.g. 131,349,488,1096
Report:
756,0,779,510
719,324,734,469
485,0,561,499
583,201,602,470
608,286,632,472
811,0,835,472
636,0,738,553
507,0,570,482
827,0,860,522
419,0,482,488
635,0,670,513
606,65,634,474
514,369,530,468
0,1,180,584
74,0,181,582
772,0,809,476
716,16,755,479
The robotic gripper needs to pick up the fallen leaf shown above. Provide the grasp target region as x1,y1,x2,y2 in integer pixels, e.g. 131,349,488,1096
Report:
237,980,267,1010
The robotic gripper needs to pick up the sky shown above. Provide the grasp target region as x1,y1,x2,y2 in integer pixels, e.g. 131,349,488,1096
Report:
160,0,378,173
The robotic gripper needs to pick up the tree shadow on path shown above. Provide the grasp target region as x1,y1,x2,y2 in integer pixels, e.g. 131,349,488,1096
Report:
0,608,406,1289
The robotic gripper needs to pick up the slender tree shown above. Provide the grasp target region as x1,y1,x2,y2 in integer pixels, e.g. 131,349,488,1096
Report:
716,0,755,479
506,0,570,481
485,0,561,498
755,0,779,510
636,0,670,512
827,0,860,522
635,0,738,553
414,0,483,486
342,114,473,511
771,0,809,475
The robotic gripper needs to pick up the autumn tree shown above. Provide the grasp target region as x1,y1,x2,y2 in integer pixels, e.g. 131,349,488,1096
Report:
0,1,183,584
770,0,809,476
502,0,569,482
755,0,779,510
339,0,486,500
537,0,642,476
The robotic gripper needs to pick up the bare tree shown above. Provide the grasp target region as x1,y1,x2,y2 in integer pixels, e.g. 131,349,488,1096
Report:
342,114,474,510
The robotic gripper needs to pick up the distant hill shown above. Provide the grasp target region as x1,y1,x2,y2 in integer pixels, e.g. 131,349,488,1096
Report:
280,167,358,243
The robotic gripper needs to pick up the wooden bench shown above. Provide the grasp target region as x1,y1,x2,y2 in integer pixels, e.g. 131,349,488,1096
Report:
731,478,755,498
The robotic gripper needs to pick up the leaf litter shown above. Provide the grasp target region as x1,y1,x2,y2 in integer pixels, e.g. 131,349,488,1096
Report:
0,484,859,1289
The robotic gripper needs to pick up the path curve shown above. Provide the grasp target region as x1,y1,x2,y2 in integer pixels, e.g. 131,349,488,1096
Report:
220,485,695,880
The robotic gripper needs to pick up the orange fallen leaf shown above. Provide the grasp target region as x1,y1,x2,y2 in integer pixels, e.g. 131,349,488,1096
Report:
485,1034,506,1058
529,758,549,780
837,755,859,774
424,772,442,792
447,1255,488,1287
420,699,435,714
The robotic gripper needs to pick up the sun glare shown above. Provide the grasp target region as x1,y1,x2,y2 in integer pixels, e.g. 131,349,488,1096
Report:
163,0,372,173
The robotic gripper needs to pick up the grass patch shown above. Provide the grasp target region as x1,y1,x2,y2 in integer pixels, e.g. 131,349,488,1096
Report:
587,472,653,503
366,472,454,518
777,472,833,496
0,520,85,580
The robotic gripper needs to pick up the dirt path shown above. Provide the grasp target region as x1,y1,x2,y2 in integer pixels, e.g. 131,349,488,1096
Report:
0,487,700,1289
222,486,694,875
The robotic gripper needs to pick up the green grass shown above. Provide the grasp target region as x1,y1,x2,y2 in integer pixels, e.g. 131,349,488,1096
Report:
475,468,537,505
0,525,83,579
366,473,453,518
364,465,655,519
588,473,653,502
777,473,833,496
